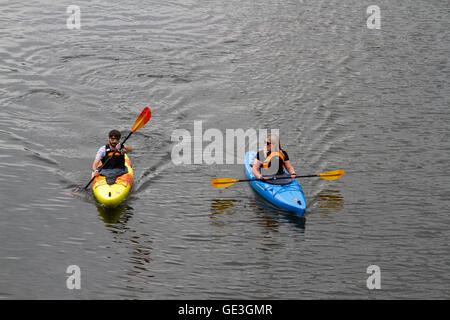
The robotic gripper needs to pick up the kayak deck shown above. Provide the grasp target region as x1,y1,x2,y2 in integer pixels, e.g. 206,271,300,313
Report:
92,154,133,207
244,151,306,217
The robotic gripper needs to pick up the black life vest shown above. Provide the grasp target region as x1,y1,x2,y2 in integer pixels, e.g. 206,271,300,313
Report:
101,144,125,169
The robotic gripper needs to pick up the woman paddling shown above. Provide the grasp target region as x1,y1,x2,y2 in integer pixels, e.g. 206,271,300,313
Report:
251,134,296,180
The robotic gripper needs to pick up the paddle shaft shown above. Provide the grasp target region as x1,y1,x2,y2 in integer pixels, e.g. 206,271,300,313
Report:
236,174,318,183
211,168,344,188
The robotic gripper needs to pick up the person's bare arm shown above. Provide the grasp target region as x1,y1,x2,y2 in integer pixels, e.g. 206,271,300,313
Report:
92,158,101,172
252,159,267,179
284,160,296,177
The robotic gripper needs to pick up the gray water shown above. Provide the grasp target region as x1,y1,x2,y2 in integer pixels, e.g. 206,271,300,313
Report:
0,0,449,299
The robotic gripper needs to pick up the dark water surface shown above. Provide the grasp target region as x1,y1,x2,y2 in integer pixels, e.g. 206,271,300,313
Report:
0,0,449,299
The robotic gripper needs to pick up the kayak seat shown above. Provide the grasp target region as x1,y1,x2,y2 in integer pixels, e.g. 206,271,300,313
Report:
101,167,129,185
263,174,294,185
250,164,293,185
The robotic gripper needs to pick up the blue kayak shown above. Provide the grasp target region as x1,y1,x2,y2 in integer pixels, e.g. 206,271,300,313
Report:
244,151,307,217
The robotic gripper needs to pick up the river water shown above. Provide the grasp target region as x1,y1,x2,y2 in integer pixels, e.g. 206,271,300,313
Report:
0,0,449,299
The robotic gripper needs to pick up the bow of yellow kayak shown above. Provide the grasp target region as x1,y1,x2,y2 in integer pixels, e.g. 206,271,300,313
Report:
92,154,133,207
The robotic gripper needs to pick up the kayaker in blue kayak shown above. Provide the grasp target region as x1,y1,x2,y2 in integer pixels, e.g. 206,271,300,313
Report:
251,134,296,180
91,130,133,177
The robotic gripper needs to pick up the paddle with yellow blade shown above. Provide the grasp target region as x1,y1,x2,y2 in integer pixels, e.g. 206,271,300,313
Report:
211,170,345,188
82,106,152,190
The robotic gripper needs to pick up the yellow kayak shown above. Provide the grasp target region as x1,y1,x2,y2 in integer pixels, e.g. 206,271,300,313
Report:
92,154,133,207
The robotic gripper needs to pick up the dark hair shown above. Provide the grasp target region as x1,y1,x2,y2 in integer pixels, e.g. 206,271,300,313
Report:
108,129,121,138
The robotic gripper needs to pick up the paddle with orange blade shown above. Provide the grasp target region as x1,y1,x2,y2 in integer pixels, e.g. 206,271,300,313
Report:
82,107,151,190
119,106,152,146
211,170,345,188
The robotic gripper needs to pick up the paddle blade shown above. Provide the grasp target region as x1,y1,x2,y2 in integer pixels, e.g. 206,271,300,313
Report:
211,178,239,188
131,107,151,132
318,170,345,180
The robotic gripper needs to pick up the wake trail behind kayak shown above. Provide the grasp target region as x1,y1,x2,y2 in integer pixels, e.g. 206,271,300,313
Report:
132,150,174,194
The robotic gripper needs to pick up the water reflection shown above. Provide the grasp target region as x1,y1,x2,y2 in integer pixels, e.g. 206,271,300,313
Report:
309,189,344,212
96,203,133,226
96,203,155,293
210,199,238,215
210,197,305,231
249,198,306,231
209,199,239,228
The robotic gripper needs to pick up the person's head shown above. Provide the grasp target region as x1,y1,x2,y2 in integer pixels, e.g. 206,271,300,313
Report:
265,133,281,153
108,129,121,147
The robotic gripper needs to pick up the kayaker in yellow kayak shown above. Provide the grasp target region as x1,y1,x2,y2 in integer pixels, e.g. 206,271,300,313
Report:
91,130,133,178
251,134,296,180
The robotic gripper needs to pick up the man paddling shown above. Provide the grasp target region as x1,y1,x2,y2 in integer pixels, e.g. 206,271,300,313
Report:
91,130,133,178
78,107,150,192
